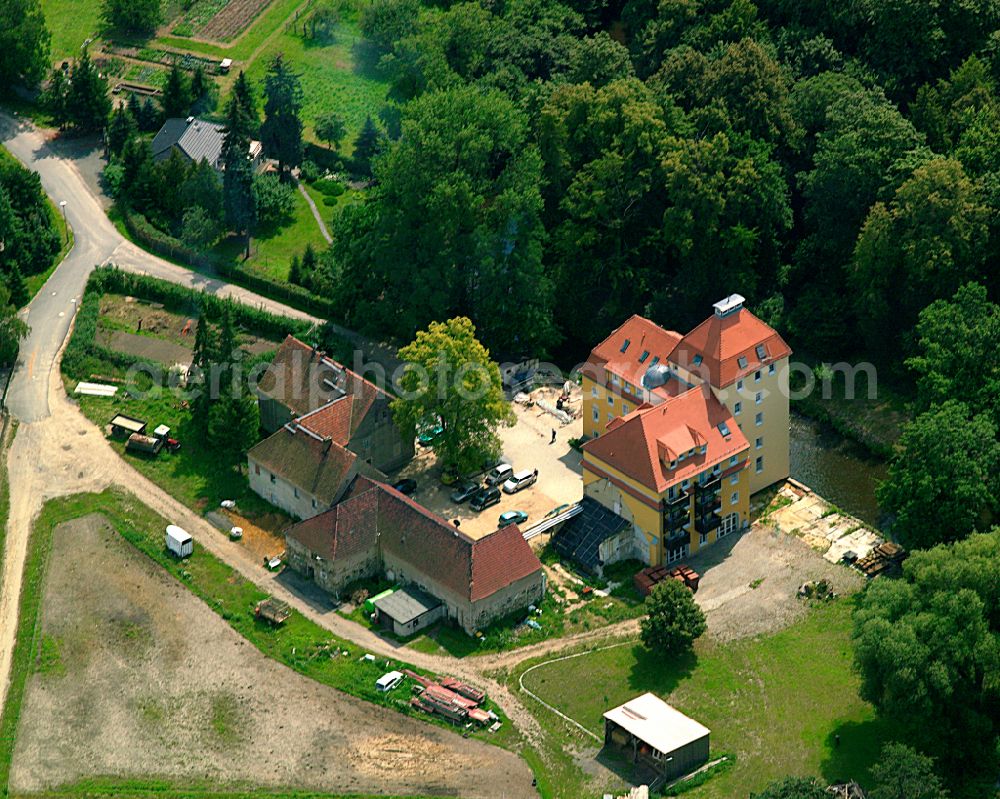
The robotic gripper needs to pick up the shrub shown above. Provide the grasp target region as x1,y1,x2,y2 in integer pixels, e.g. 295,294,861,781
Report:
316,179,345,197
299,160,320,183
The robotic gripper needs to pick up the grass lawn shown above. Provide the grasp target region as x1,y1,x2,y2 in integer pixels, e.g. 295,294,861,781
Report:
73,388,278,519
241,19,389,151
517,600,895,798
39,0,104,61
211,183,328,280
0,488,522,799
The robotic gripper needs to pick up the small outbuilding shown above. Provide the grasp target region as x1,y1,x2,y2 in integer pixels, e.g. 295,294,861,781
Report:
165,525,193,558
603,693,710,782
373,584,443,637
110,414,147,438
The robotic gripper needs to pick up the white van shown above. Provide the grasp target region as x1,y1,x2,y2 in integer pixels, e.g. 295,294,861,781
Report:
503,468,538,494
376,670,405,692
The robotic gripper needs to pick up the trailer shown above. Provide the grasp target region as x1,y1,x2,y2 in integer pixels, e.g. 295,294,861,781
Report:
110,414,147,438
165,525,193,558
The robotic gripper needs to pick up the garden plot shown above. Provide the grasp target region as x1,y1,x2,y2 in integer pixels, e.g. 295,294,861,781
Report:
11,514,537,799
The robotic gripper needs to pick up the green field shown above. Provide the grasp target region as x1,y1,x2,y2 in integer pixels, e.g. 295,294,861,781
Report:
518,601,894,798
40,0,103,61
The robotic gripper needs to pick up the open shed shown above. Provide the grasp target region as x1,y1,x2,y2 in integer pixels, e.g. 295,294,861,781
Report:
603,693,710,782
373,585,443,637
110,414,147,438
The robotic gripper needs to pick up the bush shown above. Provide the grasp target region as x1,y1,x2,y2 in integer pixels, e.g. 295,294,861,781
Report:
252,174,295,228
316,179,345,197
299,160,320,183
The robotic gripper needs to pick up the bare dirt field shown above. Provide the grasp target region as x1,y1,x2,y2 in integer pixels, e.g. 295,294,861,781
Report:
689,525,866,642
11,514,538,799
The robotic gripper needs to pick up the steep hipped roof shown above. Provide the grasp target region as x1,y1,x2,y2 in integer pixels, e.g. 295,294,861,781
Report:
257,335,383,434
583,385,748,493
670,306,791,388
285,478,544,604
297,396,354,444
248,423,357,506
587,315,686,399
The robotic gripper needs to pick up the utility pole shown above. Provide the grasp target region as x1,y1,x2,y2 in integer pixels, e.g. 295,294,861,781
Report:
59,201,68,245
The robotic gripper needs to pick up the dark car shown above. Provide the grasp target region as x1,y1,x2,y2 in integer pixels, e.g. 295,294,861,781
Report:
470,485,501,511
450,480,480,504
392,478,417,496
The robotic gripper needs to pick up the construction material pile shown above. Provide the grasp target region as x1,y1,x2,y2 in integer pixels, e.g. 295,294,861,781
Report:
634,564,700,597
403,670,493,725
855,542,907,579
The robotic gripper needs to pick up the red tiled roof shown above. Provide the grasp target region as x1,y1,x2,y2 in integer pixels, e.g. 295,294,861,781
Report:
582,384,749,493
587,315,685,399
285,478,543,604
298,396,354,444
670,308,791,388
258,335,386,428
469,524,543,602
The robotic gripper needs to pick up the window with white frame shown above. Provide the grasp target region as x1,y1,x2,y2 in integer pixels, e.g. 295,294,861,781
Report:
768,363,776,375
737,379,743,391
730,474,739,485
592,406,599,422
591,386,598,397
699,530,708,545
755,370,761,382
756,456,764,473
755,437,763,449
734,401,742,415
755,412,763,426
612,374,620,385
755,391,763,404
731,491,738,505
608,394,614,405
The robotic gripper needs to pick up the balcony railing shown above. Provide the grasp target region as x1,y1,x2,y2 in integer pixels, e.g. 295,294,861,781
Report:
665,489,690,507
695,514,722,535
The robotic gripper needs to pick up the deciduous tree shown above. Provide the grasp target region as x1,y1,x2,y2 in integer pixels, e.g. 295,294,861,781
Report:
0,0,50,88
314,111,346,151
101,0,161,35
868,743,949,799
390,317,514,474
750,777,828,799
640,579,706,655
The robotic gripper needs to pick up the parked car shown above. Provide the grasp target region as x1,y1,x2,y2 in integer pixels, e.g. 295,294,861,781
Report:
450,480,480,504
417,424,444,446
376,671,405,692
470,485,502,511
484,463,514,487
502,468,538,494
392,478,417,495
499,510,529,527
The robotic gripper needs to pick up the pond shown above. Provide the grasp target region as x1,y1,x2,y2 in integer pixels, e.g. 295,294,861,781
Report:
789,413,889,527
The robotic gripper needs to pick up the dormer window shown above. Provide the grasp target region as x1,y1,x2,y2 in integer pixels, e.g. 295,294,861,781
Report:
620,338,631,353
678,451,686,461
669,460,677,470
693,354,703,366
639,350,650,363
700,444,707,455
756,344,768,361
651,356,660,366
737,355,748,369
718,421,731,437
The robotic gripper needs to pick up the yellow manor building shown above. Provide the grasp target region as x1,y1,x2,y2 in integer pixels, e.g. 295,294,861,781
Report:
576,295,791,567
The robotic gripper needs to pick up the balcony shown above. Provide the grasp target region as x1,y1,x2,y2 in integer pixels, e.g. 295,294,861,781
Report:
665,488,690,507
665,508,690,533
695,514,722,535
696,473,722,491
665,529,690,547
695,491,721,513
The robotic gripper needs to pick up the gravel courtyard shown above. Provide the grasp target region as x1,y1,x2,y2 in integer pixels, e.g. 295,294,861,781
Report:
11,514,538,799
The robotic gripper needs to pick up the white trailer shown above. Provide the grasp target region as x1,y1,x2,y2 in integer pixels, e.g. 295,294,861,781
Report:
165,525,193,558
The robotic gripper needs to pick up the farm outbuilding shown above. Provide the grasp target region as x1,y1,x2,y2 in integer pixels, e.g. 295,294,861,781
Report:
373,585,443,636
110,414,147,438
603,693,710,783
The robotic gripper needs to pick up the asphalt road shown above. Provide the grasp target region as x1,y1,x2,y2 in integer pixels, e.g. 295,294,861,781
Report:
0,110,319,423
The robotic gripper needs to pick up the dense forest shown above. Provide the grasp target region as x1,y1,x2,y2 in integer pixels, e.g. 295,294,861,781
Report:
314,0,1000,369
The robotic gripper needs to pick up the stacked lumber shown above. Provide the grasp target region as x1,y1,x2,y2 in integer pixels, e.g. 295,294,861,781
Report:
855,542,907,578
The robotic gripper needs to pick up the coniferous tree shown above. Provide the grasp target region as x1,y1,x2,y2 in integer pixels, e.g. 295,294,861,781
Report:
7,264,28,309
221,91,256,257
288,253,302,285
352,115,384,176
259,54,304,177
161,61,192,119
106,103,137,157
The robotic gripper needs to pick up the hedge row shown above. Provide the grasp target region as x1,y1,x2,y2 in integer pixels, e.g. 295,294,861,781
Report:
61,289,141,382
89,266,315,343
119,207,337,320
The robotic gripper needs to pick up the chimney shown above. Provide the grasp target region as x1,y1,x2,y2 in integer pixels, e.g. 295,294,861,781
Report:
713,294,745,318
186,116,194,124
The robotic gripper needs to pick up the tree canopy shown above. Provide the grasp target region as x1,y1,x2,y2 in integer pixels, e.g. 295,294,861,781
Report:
390,317,514,475
640,579,706,655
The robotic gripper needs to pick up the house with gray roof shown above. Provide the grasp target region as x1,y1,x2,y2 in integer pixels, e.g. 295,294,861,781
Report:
151,117,263,172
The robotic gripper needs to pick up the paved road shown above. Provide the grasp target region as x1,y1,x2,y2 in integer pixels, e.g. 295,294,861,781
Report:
0,111,319,422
